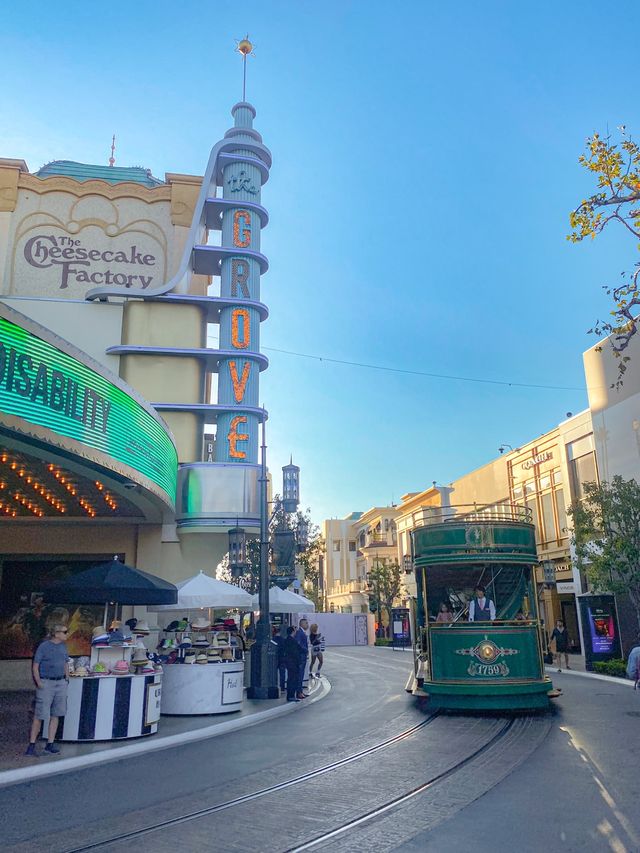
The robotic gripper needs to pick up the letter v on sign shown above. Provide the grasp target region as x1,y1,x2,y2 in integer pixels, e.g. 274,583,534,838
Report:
229,361,251,403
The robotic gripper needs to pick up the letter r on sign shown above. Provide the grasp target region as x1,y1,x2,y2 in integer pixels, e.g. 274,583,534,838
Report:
231,259,250,298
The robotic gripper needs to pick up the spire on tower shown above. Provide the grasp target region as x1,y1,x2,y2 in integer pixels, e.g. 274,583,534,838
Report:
108,134,116,168
235,35,255,101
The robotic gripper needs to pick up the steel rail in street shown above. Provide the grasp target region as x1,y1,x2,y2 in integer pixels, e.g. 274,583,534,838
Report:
62,713,441,852
286,717,516,851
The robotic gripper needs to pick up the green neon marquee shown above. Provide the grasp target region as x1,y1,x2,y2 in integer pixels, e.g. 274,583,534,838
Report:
0,316,177,504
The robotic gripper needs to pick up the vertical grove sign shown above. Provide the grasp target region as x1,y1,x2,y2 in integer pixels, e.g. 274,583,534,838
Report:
216,103,266,464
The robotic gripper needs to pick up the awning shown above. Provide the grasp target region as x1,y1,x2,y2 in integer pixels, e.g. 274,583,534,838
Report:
149,571,253,611
44,558,177,606
251,586,316,613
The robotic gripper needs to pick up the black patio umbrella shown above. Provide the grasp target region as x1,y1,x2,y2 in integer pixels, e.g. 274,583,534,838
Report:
44,558,178,606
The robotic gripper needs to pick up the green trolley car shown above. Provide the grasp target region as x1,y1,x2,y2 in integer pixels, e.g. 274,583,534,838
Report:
408,504,554,711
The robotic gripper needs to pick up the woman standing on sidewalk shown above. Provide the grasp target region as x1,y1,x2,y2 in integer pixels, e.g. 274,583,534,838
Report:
309,623,324,679
550,620,571,672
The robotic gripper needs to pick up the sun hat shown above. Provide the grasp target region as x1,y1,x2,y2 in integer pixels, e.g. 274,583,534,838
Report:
134,620,150,635
92,626,106,638
196,653,208,664
179,637,192,649
177,618,189,631
221,648,234,661
184,651,196,664
73,666,89,677
92,662,109,675
109,619,122,631
132,648,148,664
191,616,210,631
125,618,138,631
193,634,209,647
112,659,130,675
92,632,110,646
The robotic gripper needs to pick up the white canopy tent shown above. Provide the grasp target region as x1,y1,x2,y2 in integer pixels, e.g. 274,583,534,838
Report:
149,571,253,611
251,586,316,614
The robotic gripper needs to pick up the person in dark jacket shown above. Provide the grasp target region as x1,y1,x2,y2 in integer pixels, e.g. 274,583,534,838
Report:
550,619,571,672
271,626,286,691
283,626,302,702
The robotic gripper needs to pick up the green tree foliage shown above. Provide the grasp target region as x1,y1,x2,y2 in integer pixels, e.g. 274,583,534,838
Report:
569,476,640,632
367,560,404,629
568,130,640,383
298,531,324,610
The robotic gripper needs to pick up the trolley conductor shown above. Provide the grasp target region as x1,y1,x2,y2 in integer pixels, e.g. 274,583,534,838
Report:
468,585,496,622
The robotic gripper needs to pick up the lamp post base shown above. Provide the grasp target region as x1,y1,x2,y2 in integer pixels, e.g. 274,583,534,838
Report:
247,637,279,700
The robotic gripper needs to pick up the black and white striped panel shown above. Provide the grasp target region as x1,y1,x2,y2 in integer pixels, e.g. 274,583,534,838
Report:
60,674,161,741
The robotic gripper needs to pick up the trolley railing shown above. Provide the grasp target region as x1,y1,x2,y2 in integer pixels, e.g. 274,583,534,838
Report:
409,503,532,528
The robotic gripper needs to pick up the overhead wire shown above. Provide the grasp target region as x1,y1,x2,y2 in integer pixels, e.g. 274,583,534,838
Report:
205,334,587,392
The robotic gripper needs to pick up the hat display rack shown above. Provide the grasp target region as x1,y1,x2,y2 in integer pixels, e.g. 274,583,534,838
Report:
158,613,236,665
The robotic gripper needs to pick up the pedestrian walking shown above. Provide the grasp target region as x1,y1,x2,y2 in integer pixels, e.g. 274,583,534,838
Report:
550,619,571,672
26,623,70,756
272,625,287,692
283,626,302,702
294,617,309,699
309,623,324,679
626,634,640,688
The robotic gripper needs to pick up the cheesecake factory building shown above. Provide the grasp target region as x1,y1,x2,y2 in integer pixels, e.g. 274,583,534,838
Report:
0,99,271,686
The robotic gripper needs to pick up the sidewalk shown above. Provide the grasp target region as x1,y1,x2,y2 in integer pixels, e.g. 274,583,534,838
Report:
0,675,330,788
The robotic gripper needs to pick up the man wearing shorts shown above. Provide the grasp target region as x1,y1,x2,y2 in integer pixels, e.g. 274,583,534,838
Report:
26,623,70,756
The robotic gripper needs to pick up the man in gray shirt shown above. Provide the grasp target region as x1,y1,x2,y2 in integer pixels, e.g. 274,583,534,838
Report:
26,623,70,756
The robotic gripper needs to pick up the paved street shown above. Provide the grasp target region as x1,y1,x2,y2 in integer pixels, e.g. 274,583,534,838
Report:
2,648,639,852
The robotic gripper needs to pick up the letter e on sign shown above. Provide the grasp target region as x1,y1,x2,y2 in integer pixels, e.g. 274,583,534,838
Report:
228,415,248,459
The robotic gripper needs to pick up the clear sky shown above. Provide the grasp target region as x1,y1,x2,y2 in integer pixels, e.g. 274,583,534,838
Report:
1,1,638,524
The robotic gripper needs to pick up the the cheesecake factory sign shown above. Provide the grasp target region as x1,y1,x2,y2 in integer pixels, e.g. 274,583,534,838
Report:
22,233,160,291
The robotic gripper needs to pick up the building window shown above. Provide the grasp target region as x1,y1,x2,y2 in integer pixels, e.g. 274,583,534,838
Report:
525,480,535,495
539,474,551,491
526,498,540,542
569,452,598,502
555,488,567,535
333,540,341,552
348,541,356,552
541,492,555,543
553,469,562,485
513,485,523,499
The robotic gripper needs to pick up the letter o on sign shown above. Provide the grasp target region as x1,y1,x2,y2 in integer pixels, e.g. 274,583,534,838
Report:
231,308,250,349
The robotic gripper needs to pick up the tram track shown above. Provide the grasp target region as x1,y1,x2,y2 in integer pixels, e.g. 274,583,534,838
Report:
61,712,441,853
285,716,515,851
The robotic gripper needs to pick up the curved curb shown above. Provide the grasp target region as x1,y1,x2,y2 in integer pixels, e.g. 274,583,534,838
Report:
0,677,331,790
544,665,635,688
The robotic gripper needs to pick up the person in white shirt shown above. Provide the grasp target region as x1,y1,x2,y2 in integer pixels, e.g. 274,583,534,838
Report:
468,585,496,621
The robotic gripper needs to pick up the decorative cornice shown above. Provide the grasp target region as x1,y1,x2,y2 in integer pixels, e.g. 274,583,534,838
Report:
0,158,29,172
18,173,172,203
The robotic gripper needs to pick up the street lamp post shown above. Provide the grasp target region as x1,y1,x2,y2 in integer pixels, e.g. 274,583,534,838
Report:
247,420,279,699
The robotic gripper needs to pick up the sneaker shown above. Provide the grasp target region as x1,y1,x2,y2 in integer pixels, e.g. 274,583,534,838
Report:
297,693,308,699
287,698,301,703
24,743,38,757
566,665,571,669
44,743,61,755
557,668,562,673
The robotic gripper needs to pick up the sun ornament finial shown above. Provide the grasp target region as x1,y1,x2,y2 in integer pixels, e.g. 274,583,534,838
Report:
235,35,255,101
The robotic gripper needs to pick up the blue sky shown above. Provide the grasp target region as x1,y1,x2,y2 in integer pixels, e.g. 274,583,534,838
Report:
1,1,639,523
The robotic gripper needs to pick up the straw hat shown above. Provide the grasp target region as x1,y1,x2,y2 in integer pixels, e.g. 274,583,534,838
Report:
193,634,209,647
191,617,210,631
196,653,208,665
134,620,150,635
132,648,148,664
109,619,122,632
184,651,196,664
